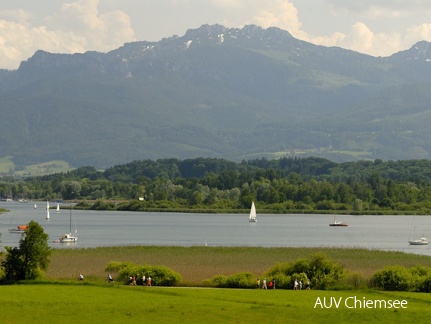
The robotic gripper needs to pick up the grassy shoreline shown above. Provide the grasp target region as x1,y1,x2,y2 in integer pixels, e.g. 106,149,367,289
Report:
44,246,431,284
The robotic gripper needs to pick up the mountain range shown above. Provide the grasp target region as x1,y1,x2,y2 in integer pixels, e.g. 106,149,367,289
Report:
1,24,431,170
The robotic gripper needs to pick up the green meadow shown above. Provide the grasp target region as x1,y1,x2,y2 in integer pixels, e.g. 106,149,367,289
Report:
1,284,430,323
2,246,431,323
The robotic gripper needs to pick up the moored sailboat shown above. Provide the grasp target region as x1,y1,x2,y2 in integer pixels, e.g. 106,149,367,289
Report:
58,205,78,243
329,216,348,226
408,216,428,245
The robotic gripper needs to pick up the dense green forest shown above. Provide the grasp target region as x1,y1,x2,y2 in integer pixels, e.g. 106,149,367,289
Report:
2,157,431,214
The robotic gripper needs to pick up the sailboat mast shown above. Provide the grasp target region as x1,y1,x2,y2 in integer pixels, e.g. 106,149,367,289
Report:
70,205,72,233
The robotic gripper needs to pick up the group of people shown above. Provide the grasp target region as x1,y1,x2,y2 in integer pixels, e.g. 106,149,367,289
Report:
78,273,153,285
257,278,276,289
141,275,152,286
256,277,311,290
294,279,311,290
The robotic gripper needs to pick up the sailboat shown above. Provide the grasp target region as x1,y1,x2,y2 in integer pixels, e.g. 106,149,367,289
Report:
46,201,50,220
408,216,428,245
329,216,348,226
56,203,60,213
8,209,28,233
249,201,257,223
59,206,78,243
34,203,37,209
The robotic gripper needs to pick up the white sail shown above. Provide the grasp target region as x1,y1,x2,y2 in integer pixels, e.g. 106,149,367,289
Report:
249,201,257,222
56,203,60,212
46,201,50,220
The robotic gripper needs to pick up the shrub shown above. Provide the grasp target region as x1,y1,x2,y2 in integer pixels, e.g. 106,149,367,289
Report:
416,275,431,293
210,272,256,289
226,272,256,289
104,262,181,286
265,253,344,290
370,266,412,291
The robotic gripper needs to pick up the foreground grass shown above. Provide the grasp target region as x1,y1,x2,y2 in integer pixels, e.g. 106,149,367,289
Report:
45,246,431,283
1,284,430,323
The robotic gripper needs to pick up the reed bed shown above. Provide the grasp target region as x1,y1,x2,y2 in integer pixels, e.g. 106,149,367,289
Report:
44,246,431,284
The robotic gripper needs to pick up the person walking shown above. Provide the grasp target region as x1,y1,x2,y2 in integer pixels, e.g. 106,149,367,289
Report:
272,278,276,289
262,278,267,289
305,279,311,290
147,276,152,286
294,279,298,290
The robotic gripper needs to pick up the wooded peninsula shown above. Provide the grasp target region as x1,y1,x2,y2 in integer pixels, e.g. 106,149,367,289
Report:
2,157,431,214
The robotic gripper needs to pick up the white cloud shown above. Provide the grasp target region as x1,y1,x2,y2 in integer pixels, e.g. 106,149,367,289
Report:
246,1,429,57
326,0,431,15
405,23,431,44
0,0,135,70
251,0,302,35
1,0,431,69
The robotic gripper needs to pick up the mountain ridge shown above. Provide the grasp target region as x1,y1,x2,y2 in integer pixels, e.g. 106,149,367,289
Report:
1,24,431,171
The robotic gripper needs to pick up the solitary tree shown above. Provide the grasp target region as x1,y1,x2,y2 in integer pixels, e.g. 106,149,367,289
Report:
1,221,51,281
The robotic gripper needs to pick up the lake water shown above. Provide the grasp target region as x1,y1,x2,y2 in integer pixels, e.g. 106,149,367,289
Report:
1,201,431,256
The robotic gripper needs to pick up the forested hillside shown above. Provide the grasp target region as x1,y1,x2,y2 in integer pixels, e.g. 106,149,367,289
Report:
2,157,431,214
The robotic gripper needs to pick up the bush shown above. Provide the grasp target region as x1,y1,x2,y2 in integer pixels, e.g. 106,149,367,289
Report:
104,262,181,286
416,275,431,293
210,272,256,289
370,266,412,291
265,253,344,290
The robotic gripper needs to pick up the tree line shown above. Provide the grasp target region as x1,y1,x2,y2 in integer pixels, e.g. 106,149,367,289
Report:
2,157,431,213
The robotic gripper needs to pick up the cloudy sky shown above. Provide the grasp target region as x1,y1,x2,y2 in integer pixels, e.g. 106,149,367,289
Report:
1,0,431,69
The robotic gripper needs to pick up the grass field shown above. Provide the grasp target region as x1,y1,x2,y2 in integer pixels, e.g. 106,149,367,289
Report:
0,156,73,176
2,246,431,323
1,284,430,323
0,156,15,174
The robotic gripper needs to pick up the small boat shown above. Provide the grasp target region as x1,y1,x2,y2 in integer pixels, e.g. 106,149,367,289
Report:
8,209,28,233
34,203,37,209
56,203,60,213
409,237,429,245
9,224,28,234
329,217,348,226
249,201,257,223
408,216,428,245
58,205,78,243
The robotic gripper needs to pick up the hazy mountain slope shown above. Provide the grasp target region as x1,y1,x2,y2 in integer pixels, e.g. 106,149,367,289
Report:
1,24,431,169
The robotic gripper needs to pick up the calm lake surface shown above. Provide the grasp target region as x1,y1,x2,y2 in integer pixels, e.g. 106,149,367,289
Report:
1,201,431,256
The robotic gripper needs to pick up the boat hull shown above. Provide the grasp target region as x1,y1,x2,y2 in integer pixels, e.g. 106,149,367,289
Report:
408,239,428,245
8,228,26,233
60,233,78,243
60,238,78,243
